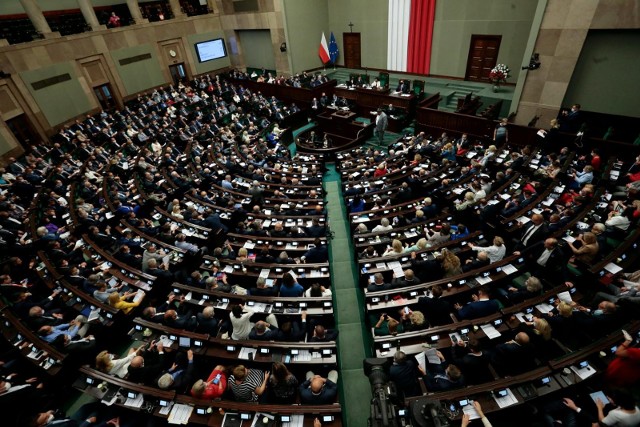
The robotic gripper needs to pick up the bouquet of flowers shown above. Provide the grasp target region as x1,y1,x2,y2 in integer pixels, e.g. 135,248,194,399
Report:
489,64,510,86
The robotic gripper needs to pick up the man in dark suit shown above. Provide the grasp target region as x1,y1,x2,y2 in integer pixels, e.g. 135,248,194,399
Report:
416,285,452,326
422,350,464,392
157,350,196,393
514,213,548,251
128,341,165,385
518,237,565,280
391,269,421,289
248,277,279,297
396,80,410,94
248,320,281,341
454,287,500,320
491,332,537,376
367,273,393,292
301,238,328,263
390,351,423,399
450,338,493,385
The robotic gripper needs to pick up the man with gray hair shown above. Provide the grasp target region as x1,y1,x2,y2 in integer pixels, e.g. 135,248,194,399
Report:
248,276,278,297
390,351,423,399
367,273,393,292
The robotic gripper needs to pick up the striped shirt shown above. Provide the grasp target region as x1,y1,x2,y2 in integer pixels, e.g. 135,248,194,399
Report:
229,369,264,402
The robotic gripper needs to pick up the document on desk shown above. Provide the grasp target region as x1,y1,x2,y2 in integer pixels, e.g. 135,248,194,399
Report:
168,403,193,424
604,263,623,274
571,364,596,380
282,414,304,427
159,401,173,415
493,388,518,408
480,324,502,339
557,291,573,303
462,404,481,420
388,261,404,277
475,276,492,285
293,350,311,362
259,269,271,279
251,413,275,427
535,303,554,314
501,264,518,275
238,347,257,360
123,393,144,408
243,241,256,249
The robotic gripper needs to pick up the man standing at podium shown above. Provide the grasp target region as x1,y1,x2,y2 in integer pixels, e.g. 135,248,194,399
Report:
375,108,388,145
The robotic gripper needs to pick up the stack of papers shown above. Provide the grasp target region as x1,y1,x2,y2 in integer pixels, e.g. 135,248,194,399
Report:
124,393,144,408
168,404,193,424
604,263,623,274
424,348,441,364
462,404,481,420
476,276,492,285
282,414,304,427
293,350,311,362
480,324,502,339
238,347,257,360
494,388,518,408
557,291,573,303
535,303,554,314
571,364,596,380
501,264,518,275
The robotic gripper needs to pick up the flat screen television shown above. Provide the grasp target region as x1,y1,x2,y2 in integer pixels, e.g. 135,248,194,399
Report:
195,39,227,62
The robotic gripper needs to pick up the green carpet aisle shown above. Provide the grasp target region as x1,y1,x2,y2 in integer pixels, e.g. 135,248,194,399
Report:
323,163,373,426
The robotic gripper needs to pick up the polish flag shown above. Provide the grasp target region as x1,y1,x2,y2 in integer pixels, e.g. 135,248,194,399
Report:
318,32,330,64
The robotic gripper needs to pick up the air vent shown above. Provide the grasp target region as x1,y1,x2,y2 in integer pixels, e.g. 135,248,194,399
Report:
233,0,259,12
31,74,71,90
119,53,152,66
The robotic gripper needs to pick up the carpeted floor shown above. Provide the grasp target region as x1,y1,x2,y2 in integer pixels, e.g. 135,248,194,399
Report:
323,163,373,427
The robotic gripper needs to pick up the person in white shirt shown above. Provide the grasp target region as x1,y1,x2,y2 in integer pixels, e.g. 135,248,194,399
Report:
371,217,393,234
230,304,255,340
95,346,141,378
469,236,506,263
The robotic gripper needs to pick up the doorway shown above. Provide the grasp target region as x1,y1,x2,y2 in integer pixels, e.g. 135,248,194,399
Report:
6,114,40,149
343,33,361,69
93,84,117,110
465,35,501,82
169,63,188,86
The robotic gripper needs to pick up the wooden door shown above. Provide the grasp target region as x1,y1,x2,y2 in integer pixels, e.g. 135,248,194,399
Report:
343,33,361,69
465,35,501,82
6,114,41,149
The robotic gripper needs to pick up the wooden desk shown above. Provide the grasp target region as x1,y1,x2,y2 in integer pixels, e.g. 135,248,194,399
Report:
334,86,416,111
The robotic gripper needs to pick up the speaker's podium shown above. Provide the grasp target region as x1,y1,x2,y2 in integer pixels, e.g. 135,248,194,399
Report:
331,109,357,122
299,109,373,155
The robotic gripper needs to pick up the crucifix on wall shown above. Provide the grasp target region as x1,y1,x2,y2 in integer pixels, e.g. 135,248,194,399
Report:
348,22,354,32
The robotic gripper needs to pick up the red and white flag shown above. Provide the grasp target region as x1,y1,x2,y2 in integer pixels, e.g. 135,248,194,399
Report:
318,32,330,64
387,0,436,74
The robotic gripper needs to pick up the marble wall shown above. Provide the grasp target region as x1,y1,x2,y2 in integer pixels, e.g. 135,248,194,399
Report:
515,0,640,126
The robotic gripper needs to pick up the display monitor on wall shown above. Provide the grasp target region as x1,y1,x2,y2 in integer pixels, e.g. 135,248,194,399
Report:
194,38,227,63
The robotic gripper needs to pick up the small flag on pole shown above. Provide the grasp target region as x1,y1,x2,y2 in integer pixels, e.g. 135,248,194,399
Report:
318,32,330,64
329,32,339,64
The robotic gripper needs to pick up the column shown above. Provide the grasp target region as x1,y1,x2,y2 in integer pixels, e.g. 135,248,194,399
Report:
76,0,105,31
18,0,53,36
126,0,147,24
168,0,185,18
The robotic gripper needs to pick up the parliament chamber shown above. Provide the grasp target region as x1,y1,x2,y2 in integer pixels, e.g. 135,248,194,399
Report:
0,1,639,427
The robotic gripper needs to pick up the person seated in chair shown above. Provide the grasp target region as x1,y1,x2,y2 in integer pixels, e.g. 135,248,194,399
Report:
454,287,500,320
422,350,464,392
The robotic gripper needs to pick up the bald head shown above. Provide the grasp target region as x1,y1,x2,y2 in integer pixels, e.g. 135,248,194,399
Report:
130,356,144,368
310,377,325,393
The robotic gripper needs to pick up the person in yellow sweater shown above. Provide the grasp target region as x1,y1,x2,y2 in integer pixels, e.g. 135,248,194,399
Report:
108,290,144,314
